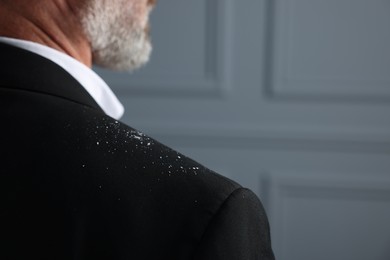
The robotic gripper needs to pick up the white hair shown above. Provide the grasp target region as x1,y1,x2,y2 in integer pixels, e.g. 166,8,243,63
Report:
80,0,152,71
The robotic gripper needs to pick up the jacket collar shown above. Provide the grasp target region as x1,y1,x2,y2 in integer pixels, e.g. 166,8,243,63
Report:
0,42,105,113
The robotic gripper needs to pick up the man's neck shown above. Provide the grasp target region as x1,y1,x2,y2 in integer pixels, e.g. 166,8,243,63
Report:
0,0,92,67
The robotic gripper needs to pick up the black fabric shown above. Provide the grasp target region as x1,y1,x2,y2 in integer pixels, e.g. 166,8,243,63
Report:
0,42,102,111
0,42,275,260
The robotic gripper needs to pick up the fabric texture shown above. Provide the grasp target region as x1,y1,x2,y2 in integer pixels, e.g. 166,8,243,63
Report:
0,42,275,260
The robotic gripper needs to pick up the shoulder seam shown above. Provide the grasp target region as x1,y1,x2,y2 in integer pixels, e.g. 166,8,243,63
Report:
192,187,250,255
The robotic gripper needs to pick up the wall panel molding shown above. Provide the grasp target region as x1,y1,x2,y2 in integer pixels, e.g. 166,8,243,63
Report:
265,172,390,260
264,0,390,103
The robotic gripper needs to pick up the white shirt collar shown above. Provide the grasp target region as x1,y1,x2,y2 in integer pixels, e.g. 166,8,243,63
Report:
0,36,124,120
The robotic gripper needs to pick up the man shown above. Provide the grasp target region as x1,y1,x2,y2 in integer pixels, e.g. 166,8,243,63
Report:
0,0,275,259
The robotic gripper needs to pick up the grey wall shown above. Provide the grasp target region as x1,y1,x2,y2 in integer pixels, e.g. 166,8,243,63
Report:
95,0,390,259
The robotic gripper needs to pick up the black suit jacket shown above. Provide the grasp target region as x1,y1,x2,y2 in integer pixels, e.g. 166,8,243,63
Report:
0,42,275,260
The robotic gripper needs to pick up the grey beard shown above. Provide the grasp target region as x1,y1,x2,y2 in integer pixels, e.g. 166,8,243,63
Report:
91,27,152,71
81,0,152,71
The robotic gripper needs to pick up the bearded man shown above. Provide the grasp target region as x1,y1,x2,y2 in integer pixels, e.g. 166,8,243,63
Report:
0,0,275,259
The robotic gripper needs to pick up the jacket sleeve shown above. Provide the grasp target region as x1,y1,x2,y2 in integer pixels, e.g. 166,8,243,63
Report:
193,188,275,260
